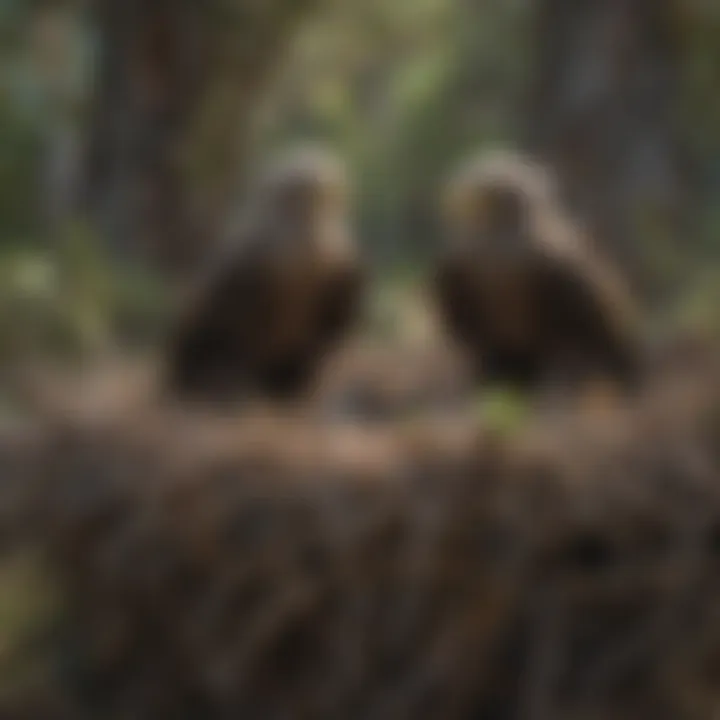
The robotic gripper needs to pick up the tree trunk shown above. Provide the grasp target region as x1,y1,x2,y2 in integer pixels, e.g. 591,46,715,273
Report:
82,0,318,278
527,0,691,301
29,2,88,236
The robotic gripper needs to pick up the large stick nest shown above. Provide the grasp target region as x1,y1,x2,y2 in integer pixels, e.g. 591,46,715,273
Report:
2,341,720,719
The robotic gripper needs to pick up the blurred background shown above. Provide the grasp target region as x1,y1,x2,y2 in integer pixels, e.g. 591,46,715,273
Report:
1,3,720,717
1,0,719,383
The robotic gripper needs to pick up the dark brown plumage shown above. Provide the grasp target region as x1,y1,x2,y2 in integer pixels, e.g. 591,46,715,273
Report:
165,147,364,403
434,150,641,393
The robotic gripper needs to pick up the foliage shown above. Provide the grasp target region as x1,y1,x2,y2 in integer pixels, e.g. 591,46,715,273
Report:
0,227,169,369
0,550,60,705
0,0,718,361
263,0,531,266
0,12,44,246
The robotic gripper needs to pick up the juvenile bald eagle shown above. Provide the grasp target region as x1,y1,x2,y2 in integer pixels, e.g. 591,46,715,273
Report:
166,146,364,403
434,150,640,392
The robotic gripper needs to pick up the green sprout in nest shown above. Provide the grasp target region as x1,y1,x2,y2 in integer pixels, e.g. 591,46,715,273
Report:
475,386,530,437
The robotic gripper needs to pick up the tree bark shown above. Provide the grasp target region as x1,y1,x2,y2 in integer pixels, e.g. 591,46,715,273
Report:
527,0,691,301
82,0,318,277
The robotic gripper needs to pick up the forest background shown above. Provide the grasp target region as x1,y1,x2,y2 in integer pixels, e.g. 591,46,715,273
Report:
0,0,718,374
